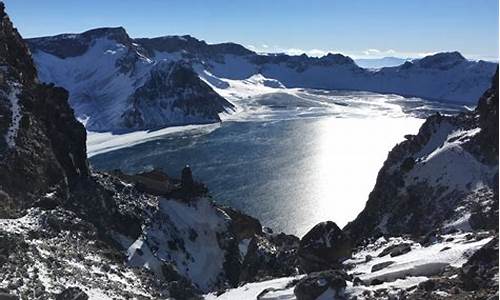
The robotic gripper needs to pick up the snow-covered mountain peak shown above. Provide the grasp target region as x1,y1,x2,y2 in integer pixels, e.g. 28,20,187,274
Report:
413,51,467,70
27,26,135,59
319,52,356,65
137,34,255,59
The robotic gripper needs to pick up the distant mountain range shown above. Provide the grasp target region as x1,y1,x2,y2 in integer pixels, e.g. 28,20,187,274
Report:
26,27,498,132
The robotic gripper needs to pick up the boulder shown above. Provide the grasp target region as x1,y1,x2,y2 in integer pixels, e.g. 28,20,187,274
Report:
0,293,18,300
222,207,262,241
294,270,349,300
377,243,412,257
56,287,88,300
239,233,300,282
371,261,395,272
298,221,352,273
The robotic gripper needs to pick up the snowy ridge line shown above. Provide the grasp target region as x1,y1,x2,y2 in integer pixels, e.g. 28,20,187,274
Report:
27,29,497,133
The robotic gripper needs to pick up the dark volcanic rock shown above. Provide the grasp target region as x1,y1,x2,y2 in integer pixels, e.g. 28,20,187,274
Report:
239,233,300,283
0,293,18,300
371,261,395,272
120,60,234,130
222,206,263,241
0,2,88,217
55,287,88,300
298,221,352,273
460,235,498,292
294,270,349,300
377,242,412,257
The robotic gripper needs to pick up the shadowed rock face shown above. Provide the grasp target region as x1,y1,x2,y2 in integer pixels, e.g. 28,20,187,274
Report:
121,61,233,130
294,270,350,300
475,68,499,163
344,69,499,245
298,221,352,273
0,2,88,217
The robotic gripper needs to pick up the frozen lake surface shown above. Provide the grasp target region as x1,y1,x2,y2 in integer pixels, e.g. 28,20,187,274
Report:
90,89,464,236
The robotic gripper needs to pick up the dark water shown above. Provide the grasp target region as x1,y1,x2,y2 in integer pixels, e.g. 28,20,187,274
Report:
90,91,464,236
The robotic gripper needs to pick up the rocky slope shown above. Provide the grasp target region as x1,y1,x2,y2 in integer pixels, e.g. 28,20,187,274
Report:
344,68,499,244
0,4,299,299
0,2,88,218
27,28,497,132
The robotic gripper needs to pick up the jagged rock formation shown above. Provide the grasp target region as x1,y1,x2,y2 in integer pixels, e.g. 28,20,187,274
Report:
0,2,88,218
344,68,499,244
297,221,352,273
120,60,232,130
26,28,497,132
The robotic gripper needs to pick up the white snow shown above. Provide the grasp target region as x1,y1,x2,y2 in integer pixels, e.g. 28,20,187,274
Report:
0,210,156,300
3,83,22,148
205,276,303,300
201,53,496,104
33,38,150,131
86,122,220,157
239,238,251,258
207,232,493,300
0,208,41,233
407,122,497,192
117,197,232,291
31,34,497,135
346,233,492,284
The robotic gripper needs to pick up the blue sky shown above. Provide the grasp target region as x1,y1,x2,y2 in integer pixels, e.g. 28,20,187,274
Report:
3,0,499,60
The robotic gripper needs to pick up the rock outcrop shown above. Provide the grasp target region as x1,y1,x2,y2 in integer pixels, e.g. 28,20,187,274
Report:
294,270,349,300
0,2,88,218
298,221,352,273
120,61,232,130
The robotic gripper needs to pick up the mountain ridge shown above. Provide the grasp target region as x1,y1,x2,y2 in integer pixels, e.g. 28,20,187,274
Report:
25,26,498,132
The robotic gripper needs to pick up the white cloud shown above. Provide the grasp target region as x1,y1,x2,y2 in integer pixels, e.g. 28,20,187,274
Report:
284,48,305,56
243,44,466,60
416,51,437,57
363,48,381,55
308,49,329,57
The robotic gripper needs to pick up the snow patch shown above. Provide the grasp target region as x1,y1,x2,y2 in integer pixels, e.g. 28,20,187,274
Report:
3,83,22,148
